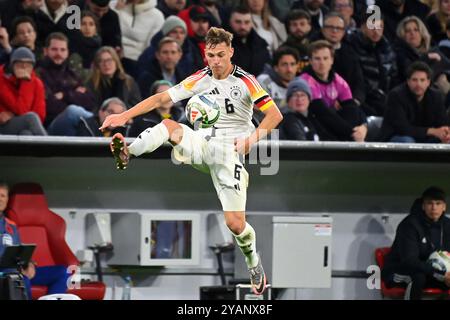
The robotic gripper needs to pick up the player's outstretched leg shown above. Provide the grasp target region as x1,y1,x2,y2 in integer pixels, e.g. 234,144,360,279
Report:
110,120,184,169
225,211,267,295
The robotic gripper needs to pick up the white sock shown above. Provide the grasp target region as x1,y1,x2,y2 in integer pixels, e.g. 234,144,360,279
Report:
231,222,259,268
128,123,170,157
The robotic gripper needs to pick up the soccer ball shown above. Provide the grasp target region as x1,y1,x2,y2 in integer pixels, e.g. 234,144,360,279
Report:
427,250,450,276
186,94,220,128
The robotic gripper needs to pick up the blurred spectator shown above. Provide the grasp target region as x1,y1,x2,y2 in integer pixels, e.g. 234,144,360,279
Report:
291,0,330,35
243,0,287,55
381,61,450,143
71,11,102,69
376,0,431,42
178,4,217,37
280,9,312,64
79,0,122,51
0,182,69,300
86,46,141,109
257,47,299,109
279,77,359,141
137,16,198,78
426,0,450,45
114,0,164,79
300,40,367,141
36,33,96,135
395,16,450,84
34,0,77,49
348,14,398,116
138,37,187,98
77,97,128,136
268,0,297,22
330,0,357,34
157,0,187,18
129,80,186,136
382,186,450,300
0,47,47,135
185,5,211,68
229,6,271,76
0,0,39,35
197,0,231,27
0,16,42,67
314,12,365,107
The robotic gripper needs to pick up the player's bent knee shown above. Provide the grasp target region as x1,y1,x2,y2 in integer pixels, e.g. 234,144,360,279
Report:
224,211,246,234
162,119,183,144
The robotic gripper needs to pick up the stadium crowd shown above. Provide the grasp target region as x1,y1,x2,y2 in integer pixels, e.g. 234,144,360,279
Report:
1,0,450,143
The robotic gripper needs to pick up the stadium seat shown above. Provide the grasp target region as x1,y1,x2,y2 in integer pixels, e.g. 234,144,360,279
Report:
375,247,450,299
6,183,106,300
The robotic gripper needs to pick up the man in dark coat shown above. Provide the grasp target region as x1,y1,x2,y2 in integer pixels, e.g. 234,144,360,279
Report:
383,186,450,300
228,6,270,77
381,61,450,143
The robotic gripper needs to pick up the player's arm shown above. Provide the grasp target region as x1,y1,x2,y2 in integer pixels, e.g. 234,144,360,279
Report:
235,104,283,155
99,91,173,130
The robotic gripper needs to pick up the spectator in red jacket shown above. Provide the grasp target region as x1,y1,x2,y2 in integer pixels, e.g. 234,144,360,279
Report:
0,47,47,135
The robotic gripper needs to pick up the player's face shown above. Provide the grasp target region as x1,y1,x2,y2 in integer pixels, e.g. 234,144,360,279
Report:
205,42,234,77
288,18,311,39
0,187,8,213
423,199,446,222
274,54,298,82
44,39,69,65
322,16,346,44
288,91,309,113
14,22,37,49
81,16,97,37
407,71,430,98
167,26,187,44
310,48,333,79
230,12,253,37
404,21,422,49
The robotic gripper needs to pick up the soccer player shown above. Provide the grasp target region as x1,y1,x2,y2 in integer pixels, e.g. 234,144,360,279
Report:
99,27,283,295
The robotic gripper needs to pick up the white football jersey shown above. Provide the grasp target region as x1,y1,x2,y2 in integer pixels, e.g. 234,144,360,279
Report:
168,65,275,138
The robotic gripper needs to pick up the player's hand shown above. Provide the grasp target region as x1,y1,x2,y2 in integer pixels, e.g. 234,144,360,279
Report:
99,113,128,131
234,137,251,155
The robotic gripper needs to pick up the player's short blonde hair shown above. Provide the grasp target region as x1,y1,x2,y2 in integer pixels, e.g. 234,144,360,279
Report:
205,27,233,48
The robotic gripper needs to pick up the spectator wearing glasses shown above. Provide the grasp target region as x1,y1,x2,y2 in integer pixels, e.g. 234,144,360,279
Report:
330,0,357,34
86,46,141,111
312,12,365,106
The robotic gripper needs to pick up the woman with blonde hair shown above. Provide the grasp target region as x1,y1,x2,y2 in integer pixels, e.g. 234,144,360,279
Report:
86,46,141,111
394,15,449,81
426,0,450,44
243,0,287,54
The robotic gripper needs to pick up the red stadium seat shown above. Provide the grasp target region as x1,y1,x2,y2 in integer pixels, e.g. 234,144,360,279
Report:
7,183,106,300
375,247,450,299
